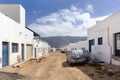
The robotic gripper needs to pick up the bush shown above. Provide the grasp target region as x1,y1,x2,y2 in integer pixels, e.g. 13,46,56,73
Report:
88,73,94,77
107,72,114,76
88,63,102,70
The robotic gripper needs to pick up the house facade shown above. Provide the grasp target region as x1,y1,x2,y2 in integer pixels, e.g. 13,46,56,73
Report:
41,40,50,55
0,4,34,68
88,10,120,65
64,40,88,51
33,39,50,58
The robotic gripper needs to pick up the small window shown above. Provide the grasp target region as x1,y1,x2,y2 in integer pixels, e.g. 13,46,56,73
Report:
12,43,18,53
89,39,95,45
92,39,95,45
98,37,103,45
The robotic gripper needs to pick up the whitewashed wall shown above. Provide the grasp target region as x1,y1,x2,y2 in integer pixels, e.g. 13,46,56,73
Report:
66,41,88,51
42,41,49,55
88,10,120,65
33,39,50,58
0,8,33,68
33,39,43,58
0,4,25,26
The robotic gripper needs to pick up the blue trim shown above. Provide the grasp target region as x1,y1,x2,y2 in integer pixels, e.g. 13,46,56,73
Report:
2,42,9,67
34,48,37,58
21,44,24,60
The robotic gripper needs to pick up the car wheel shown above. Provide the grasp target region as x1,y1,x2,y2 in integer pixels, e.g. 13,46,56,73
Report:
66,60,69,63
68,62,72,66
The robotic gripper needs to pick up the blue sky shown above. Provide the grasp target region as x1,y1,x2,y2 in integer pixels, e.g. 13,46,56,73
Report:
0,0,120,37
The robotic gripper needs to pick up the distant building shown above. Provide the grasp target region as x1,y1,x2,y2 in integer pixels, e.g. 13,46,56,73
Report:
27,27,51,59
64,40,88,51
41,40,50,55
33,38,50,58
88,10,120,65
50,48,56,53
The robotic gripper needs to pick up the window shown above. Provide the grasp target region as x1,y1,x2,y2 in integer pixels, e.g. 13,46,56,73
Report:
92,39,95,45
115,33,120,56
116,33,120,50
89,39,95,45
98,37,103,45
12,43,18,53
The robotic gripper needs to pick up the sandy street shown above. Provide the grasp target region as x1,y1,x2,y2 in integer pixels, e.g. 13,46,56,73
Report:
1,51,119,80
1,51,92,80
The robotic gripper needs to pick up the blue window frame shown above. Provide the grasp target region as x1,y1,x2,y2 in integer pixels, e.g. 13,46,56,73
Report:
98,37,103,45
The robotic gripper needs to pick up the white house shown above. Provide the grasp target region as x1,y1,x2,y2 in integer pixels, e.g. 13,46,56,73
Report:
64,40,88,51
33,35,50,58
0,4,34,68
41,40,50,55
88,10,120,65
50,47,56,53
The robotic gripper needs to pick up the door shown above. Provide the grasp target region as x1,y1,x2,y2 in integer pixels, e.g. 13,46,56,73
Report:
21,44,24,60
2,42,9,67
34,48,36,58
89,39,94,52
115,33,120,56
26,44,33,59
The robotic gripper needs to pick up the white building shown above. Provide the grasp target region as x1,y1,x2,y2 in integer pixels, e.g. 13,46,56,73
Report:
64,40,88,51
50,48,56,53
0,4,34,68
30,30,51,58
33,38,50,58
41,40,50,55
88,10,120,65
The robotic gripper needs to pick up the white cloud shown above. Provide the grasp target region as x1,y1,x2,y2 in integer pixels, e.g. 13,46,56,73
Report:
28,5,109,37
33,10,38,15
86,4,94,13
71,5,78,11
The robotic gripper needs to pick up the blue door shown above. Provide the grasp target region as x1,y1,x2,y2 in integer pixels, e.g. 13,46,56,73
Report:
21,44,24,60
89,39,94,52
2,42,9,67
34,48,36,58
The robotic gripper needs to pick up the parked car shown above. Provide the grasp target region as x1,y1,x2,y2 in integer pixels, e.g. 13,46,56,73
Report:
61,49,68,53
66,50,90,65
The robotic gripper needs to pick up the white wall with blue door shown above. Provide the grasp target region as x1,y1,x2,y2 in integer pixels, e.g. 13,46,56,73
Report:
88,10,120,65
0,4,34,68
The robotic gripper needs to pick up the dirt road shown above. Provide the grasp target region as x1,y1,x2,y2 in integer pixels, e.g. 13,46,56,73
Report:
1,51,92,80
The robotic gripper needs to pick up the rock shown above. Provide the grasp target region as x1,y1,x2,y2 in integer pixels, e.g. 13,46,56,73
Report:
108,68,114,72
107,68,120,74
90,54,96,61
101,66,107,71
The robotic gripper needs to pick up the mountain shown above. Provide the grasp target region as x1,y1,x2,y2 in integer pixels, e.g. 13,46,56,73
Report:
41,36,87,48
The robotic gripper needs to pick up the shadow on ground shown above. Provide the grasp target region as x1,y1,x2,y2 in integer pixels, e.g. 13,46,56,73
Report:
62,61,86,67
0,71,26,80
62,61,120,80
